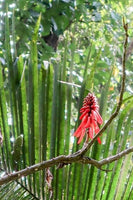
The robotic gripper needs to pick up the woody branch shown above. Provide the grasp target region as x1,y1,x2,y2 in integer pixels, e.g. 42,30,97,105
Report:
0,146,133,185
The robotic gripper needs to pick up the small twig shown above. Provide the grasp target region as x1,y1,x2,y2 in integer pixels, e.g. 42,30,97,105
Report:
16,180,40,200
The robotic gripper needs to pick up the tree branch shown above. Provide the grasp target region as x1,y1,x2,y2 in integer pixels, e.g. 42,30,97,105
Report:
0,146,133,185
99,146,133,166
0,19,130,186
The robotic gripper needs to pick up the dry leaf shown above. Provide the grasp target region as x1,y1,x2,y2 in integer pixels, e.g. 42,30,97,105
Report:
45,168,53,199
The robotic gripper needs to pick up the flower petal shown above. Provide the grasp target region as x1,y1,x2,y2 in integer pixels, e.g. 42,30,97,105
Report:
89,127,93,139
80,106,90,113
79,110,89,120
73,116,87,137
91,110,97,120
84,117,90,128
77,129,86,144
92,119,100,133
73,124,82,137
95,126,100,134
95,110,103,124
97,137,101,144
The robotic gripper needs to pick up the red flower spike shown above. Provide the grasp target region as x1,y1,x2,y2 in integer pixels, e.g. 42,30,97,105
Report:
73,93,103,144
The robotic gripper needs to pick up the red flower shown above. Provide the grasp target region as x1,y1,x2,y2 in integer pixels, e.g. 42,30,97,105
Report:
73,93,103,144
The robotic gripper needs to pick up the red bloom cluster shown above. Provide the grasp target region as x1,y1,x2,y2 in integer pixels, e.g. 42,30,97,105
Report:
73,93,103,144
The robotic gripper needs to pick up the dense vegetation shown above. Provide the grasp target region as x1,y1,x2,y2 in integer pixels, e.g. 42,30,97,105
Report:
0,0,133,199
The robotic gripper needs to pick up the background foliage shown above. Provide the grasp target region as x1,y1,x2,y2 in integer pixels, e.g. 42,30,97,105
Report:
0,0,133,199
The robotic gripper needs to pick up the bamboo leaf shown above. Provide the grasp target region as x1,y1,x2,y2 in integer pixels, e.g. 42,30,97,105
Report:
114,110,133,199
0,64,11,171
17,56,28,171
103,100,133,199
27,14,41,195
